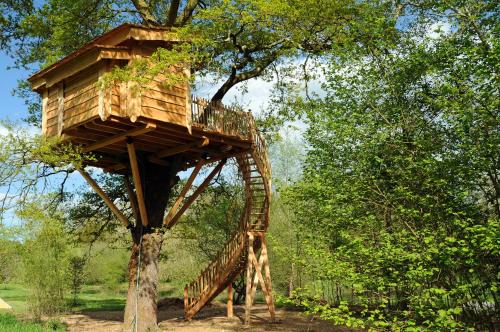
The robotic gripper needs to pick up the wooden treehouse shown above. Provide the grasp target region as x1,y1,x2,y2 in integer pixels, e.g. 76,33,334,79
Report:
29,24,275,325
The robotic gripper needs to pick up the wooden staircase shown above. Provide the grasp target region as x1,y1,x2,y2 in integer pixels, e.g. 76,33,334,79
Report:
184,114,273,321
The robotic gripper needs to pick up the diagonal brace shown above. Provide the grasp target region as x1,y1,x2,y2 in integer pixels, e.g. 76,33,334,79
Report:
164,159,226,228
163,159,205,225
78,168,130,227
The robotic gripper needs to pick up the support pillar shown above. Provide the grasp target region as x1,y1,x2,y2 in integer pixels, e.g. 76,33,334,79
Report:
227,283,233,318
244,232,276,325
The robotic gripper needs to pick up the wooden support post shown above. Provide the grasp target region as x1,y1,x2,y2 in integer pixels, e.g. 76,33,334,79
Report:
127,140,149,226
166,159,226,228
124,175,139,224
163,159,205,226
227,283,233,318
261,235,276,321
78,169,130,227
245,233,254,326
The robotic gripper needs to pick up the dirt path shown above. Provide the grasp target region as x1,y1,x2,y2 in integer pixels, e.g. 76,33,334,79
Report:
62,300,347,332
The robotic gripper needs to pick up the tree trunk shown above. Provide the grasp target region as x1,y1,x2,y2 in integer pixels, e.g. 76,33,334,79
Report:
123,157,181,332
124,231,164,332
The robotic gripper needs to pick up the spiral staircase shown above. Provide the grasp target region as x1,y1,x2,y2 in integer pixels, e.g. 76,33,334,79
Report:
184,113,273,321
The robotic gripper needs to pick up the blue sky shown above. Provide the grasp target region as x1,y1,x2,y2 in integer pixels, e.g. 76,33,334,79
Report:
0,53,32,123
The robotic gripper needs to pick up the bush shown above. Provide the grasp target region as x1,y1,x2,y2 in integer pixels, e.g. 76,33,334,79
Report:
19,206,69,319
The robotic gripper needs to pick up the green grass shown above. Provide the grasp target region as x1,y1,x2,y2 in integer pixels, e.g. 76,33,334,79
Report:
0,312,66,332
70,285,126,312
0,283,29,312
0,283,128,313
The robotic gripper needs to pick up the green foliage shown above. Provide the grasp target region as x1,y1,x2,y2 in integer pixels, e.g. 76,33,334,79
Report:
0,239,22,284
173,172,244,261
0,312,66,332
67,256,86,306
0,123,90,217
275,1,499,330
19,205,69,319
83,243,129,288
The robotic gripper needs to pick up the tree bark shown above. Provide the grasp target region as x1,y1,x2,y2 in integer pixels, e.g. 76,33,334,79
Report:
123,157,181,332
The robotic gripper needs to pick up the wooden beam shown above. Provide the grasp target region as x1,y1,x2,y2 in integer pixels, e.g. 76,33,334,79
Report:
155,136,209,159
83,123,156,152
227,283,233,318
127,141,149,226
245,232,254,326
165,159,226,229
163,159,205,226
78,169,130,227
124,175,139,224
261,236,276,321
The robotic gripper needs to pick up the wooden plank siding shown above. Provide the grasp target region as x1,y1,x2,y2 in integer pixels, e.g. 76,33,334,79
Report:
41,59,190,139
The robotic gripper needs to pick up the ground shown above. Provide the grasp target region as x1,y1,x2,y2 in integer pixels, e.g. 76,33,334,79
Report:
0,284,348,332
62,301,345,332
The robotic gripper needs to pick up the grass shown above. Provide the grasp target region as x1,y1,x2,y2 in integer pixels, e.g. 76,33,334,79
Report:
0,283,127,313
0,282,181,314
0,283,29,312
70,285,126,312
0,312,66,332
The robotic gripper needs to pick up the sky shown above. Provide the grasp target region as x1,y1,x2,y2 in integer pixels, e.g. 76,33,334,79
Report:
0,53,31,124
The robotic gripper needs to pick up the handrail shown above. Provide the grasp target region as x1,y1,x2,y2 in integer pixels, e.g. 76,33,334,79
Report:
191,97,250,138
184,96,272,320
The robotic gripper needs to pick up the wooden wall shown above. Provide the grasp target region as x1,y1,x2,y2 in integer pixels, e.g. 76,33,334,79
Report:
63,65,100,129
42,59,190,139
141,75,189,126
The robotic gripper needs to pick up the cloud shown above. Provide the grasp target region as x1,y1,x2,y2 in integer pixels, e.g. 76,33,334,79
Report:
427,21,452,39
0,125,9,136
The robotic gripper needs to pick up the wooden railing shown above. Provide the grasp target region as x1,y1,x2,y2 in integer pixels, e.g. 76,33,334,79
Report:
184,222,246,316
191,97,250,138
247,116,271,181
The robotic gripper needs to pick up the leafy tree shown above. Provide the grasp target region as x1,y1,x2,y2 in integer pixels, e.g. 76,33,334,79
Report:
279,0,499,330
67,256,86,306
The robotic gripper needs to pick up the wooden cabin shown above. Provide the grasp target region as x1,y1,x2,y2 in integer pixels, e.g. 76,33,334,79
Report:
28,23,252,172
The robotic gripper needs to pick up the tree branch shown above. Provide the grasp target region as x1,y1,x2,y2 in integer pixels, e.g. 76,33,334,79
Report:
211,53,277,102
131,0,160,26
175,0,200,26
166,0,181,27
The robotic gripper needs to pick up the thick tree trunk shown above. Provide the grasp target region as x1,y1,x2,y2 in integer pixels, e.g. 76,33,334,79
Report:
123,231,164,332
123,157,181,332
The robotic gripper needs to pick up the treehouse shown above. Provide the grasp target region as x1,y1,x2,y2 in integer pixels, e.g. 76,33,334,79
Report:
28,23,252,172
28,23,274,327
